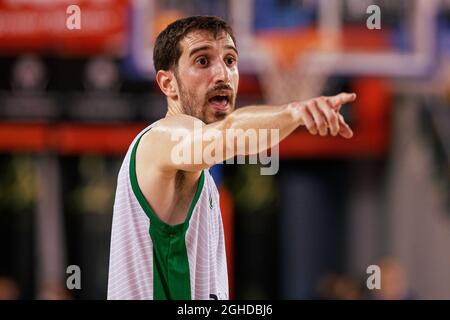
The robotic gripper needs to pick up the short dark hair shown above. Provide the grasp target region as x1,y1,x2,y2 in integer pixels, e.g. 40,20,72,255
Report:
153,15,236,72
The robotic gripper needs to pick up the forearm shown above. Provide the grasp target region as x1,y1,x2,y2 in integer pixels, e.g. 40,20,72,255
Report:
213,103,302,156
167,93,355,171
223,104,302,139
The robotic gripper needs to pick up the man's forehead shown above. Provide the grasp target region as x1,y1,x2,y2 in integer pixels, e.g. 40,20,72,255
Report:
180,30,235,53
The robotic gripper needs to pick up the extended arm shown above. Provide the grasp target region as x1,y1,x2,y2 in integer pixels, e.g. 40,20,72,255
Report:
140,92,356,172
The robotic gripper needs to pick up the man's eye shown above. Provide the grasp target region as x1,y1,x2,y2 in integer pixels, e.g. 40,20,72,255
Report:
225,56,237,66
196,57,208,66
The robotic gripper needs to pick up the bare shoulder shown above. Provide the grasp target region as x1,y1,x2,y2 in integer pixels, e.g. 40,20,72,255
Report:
137,115,205,171
140,114,193,142
148,114,205,135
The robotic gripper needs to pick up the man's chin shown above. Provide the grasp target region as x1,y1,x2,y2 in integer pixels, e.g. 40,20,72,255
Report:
208,109,232,123
202,105,232,123
203,115,222,124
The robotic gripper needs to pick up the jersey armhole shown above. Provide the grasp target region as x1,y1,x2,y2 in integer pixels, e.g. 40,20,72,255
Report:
129,127,205,234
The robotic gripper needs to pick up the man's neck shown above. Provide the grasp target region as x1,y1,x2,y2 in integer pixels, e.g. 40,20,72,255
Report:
166,99,184,117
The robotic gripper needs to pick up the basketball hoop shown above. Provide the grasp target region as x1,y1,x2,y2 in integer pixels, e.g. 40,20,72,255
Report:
254,29,340,105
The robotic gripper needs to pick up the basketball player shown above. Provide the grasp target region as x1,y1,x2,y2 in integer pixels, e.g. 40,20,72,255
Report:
107,16,356,300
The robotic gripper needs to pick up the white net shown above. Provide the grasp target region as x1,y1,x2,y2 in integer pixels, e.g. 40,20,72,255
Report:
258,51,337,105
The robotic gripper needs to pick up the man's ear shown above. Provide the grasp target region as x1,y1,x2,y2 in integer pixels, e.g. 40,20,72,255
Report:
156,70,178,100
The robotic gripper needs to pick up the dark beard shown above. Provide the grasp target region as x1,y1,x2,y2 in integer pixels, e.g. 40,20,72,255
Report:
175,74,234,124
175,73,207,122
179,85,206,121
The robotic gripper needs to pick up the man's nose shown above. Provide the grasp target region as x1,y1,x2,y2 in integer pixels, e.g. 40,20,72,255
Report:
212,60,231,84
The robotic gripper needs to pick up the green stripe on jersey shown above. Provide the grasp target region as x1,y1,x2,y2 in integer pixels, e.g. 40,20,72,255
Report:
129,127,205,299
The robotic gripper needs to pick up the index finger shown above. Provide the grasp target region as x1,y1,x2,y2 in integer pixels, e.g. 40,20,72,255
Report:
328,92,357,110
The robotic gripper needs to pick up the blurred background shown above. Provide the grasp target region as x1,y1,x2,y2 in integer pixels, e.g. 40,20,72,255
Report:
0,0,449,300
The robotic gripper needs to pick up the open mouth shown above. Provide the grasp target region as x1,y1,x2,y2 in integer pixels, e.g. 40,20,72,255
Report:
208,93,231,111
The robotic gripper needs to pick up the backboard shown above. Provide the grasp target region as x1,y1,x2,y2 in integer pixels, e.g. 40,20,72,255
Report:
129,0,434,78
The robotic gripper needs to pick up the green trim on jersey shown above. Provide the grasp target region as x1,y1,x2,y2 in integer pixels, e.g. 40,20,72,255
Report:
129,127,205,300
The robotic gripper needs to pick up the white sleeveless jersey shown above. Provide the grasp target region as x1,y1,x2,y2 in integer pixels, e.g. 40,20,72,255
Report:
107,124,228,300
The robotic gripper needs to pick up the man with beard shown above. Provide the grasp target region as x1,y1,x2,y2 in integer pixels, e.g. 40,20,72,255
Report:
107,16,356,300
